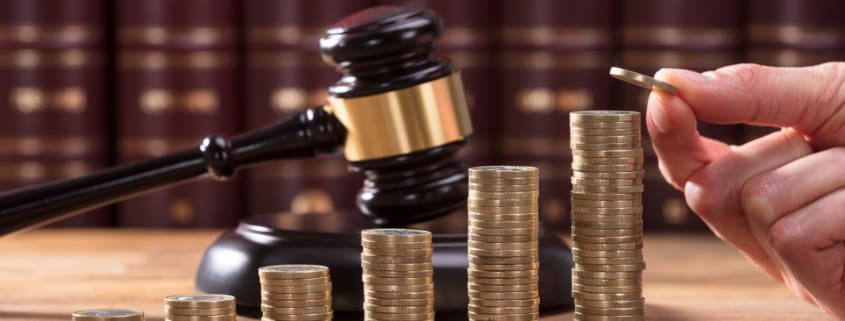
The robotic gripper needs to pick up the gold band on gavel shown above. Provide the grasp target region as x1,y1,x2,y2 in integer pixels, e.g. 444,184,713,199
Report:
326,72,473,162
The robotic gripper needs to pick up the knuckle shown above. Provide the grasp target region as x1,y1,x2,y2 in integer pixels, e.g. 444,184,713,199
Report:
684,169,724,220
718,63,765,89
740,173,777,226
768,219,804,255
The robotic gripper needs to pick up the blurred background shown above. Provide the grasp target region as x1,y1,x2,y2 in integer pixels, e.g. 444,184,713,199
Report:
0,0,843,233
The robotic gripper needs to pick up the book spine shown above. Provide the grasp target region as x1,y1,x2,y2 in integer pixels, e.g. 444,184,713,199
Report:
744,0,845,141
0,0,111,227
499,0,615,232
243,0,371,217
116,0,241,227
620,0,743,231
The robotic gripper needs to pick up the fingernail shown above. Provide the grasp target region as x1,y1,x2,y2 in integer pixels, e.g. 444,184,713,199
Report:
657,68,715,85
648,93,672,133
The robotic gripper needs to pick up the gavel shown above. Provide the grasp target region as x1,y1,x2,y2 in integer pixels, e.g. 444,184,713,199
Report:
0,6,473,234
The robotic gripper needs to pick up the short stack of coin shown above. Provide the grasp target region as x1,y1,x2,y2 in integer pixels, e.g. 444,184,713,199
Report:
258,264,333,321
72,309,144,321
569,110,645,320
467,166,540,321
163,294,236,321
361,228,434,321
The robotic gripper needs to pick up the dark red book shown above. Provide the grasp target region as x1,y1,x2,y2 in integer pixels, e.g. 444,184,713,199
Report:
0,0,111,227
744,0,845,141
620,0,743,231
499,0,616,232
243,0,370,217
115,0,241,227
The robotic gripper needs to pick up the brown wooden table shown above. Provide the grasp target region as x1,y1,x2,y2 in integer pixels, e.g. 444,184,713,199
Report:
0,230,829,321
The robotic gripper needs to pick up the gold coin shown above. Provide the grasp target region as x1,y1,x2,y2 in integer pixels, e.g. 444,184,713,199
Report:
572,270,641,280
571,206,642,215
572,276,641,287
362,247,432,257
571,135,641,145
610,66,677,94
572,312,643,321
261,312,331,321
468,269,538,278
571,214,642,223
469,226,536,236
571,177,642,186
470,219,538,229
261,305,331,315
468,198,537,207
469,233,538,243
470,276,537,286
166,315,236,321
365,283,433,293
468,240,537,251
258,264,329,279
571,155,643,165
572,235,642,244
362,261,432,272
364,289,433,300
572,184,645,193
262,283,331,294
362,275,433,285
361,239,430,249
572,249,642,258
363,304,431,314
570,110,640,122
468,282,539,292
166,306,236,316
570,128,641,137
468,205,538,214
261,291,330,301
574,298,643,309
468,289,538,300
361,253,430,264
572,291,643,301
573,163,643,172
365,311,434,321
571,227,641,237
572,220,643,229
571,143,641,151
469,166,538,178
164,294,234,309
570,121,640,129
572,149,643,158
469,183,538,192
260,277,329,286
469,176,538,185
365,297,434,306
576,263,646,272
572,242,643,251
468,255,536,265
467,311,539,321
469,190,539,200
72,309,144,321
572,284,642,293
469,247,538,257
469,262,539,271
571,199,642,208
572,170,644,179
261,297,330,308
468,304,539,315
363,269,433,278
575,306,644,316
571,192,640,201
468,297,540,307
361,228,431,243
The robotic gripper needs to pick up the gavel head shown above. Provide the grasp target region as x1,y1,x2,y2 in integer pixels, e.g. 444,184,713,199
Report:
319,6,472,226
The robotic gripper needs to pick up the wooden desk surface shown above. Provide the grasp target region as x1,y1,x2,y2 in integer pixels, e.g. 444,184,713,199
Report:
0,230,829,321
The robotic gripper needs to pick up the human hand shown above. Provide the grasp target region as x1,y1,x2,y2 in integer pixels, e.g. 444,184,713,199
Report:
645,62,845,319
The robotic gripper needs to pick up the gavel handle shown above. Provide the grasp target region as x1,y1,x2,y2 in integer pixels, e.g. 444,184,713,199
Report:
0,107,346,235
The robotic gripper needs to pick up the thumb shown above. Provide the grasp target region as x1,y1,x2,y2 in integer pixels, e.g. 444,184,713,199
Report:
655,63,845,148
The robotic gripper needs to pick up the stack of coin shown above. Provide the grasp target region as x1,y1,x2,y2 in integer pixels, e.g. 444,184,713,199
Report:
163,294,236,321
258,264,332,321
467,166,540,321
72,309,144,321
569,110,645,321
361,228,434,321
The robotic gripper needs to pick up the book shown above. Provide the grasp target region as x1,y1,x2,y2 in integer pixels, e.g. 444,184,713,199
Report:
243,0,371,217
619,0,743,231
499,0,616,232
0,0,111,227
115,0,241,227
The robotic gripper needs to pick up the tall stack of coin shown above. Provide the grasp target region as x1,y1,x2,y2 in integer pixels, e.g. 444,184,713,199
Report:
72,309,144,321
163,294,236,321
467,166,540,321
361,228,434,321
258,264,333,321
569,110,645,320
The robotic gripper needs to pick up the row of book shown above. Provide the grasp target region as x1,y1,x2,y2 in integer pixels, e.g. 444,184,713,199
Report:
1,0,843,231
